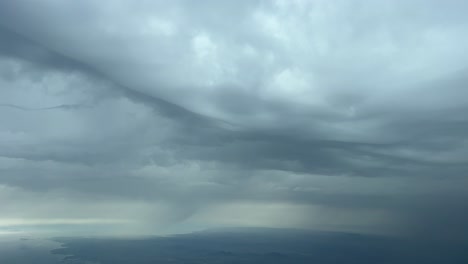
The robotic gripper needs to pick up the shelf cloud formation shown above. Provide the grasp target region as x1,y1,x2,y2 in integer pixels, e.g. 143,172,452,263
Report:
1,0,468,244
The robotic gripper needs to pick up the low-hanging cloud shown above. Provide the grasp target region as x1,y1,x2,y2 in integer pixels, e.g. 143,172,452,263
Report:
0,0,468,242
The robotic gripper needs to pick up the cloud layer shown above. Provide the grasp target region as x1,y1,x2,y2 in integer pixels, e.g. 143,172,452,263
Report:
1,0,468,240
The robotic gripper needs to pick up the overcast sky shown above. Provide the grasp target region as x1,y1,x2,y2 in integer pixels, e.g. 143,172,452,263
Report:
1,0,468,241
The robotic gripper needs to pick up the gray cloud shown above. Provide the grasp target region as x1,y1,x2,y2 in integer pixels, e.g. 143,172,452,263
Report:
0,0,467,243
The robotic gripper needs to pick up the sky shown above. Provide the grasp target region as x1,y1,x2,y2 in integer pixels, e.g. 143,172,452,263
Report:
0,0,468,242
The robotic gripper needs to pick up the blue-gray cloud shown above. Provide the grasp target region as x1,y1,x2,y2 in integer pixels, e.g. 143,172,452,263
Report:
0,0,467,242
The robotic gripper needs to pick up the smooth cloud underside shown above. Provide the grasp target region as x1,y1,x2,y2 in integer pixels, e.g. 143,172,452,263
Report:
0,0,468,241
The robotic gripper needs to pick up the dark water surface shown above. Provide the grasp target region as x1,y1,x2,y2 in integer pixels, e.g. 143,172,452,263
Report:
49,228,437,264
1,228,467,264
0,233,62,264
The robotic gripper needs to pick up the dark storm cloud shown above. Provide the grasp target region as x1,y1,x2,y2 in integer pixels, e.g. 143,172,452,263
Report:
0,0,468,240
0,27,90,74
